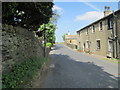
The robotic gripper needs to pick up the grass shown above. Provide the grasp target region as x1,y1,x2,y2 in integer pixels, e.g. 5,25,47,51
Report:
2,57,48,88
55,42,64,44
103,58,120,63
55,42,59,44
59,42,64,44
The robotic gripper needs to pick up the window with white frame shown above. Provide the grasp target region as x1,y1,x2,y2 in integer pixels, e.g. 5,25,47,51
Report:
86,41,89,49
86,28,88,35
79,32,80,36
108,40,113,52
92,25,95,32
81,31,82,36
100,22,103,31
89,26,92,30
108,18,113,29
78,32,80,36
96,40,101,49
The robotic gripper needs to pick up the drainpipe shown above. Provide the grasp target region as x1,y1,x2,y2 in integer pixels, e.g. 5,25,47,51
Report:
112,11,115,58
113,11,118,58
87,28,90,51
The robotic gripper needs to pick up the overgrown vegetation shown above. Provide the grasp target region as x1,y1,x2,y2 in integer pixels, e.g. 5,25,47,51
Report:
2,2,58,88
62,33,68,41
85,49,90,53
2,2,60,44
2,2,53,31
104,58,120,63
77,49,83,52
46,42,52,47
36,22,57,44
35,7,60,45
2,57,48,88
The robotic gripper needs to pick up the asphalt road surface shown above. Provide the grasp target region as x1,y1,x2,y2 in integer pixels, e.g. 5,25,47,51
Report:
41,44,118,88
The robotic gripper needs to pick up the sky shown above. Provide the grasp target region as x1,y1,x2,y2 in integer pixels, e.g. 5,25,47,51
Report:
52,2,119,42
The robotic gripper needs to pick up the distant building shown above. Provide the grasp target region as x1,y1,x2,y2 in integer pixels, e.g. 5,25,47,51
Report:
65,35,79,49
77,7,120,59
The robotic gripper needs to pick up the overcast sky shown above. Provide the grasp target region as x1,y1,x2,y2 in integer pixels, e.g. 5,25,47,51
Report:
52,2,119,42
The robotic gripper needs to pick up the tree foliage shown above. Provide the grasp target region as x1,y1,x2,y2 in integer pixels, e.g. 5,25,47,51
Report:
36,22,56,44
49,10,60,25
62,33,68,41
46,23,56,43
36,11,60,44
2,2,54,31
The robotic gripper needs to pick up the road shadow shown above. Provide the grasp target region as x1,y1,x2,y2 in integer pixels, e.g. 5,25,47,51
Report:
48,53,119,88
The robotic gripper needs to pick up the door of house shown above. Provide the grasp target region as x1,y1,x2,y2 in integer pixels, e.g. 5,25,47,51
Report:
75,45,77,49
83,43,85,51
79,42,81,49
118,41,120,58
108,40,113,52
107,40,113,57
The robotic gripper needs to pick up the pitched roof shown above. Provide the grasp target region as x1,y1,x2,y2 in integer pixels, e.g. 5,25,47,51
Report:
65,35,79,39
77,9,120,32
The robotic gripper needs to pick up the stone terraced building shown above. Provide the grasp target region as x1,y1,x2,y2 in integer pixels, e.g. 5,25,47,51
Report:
65,35,79,49
77,7,120,59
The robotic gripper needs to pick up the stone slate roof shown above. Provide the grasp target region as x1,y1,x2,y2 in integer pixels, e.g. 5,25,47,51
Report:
77,9,120,32
65,35,79,39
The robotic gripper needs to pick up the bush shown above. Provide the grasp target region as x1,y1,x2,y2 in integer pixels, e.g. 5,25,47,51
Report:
46,42,52,47
85,50,90,53
77,48,83,52
2,57,48,88
89,52,93,55
84,49,90,53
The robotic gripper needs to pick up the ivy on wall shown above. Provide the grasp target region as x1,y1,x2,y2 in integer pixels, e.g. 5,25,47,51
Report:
2,57,48,88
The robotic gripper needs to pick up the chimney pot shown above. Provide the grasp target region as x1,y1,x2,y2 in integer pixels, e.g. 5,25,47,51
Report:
108,6,110,10
104,6,111,16
105,6,107,10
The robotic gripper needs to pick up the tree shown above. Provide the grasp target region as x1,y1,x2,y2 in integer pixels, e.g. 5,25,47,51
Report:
49,10,60,25
36,10,60,45
2,2,54,31
62,33,68,41
36,22,57,44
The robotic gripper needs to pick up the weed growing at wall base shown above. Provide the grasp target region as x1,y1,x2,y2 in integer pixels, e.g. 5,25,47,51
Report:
2,57,48,88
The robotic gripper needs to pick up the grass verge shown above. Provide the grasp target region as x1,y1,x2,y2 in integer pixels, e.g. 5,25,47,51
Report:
103,58,120,64
55,42,64,44
2,57,48,88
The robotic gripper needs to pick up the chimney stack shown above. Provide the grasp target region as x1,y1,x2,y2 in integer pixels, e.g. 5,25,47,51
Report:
104,6,112,16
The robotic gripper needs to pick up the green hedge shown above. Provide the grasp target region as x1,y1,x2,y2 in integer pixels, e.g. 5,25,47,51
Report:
46,42,52,47
2,57,48,88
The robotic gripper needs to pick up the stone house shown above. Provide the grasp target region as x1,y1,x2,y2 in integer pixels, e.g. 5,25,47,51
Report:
77,7,120,59
65,35,79,49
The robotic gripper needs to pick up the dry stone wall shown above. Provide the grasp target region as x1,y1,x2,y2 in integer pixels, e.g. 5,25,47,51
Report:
2,24,49,74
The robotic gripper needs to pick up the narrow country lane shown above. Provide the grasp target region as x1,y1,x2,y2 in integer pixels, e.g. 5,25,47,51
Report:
41,44,118,88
